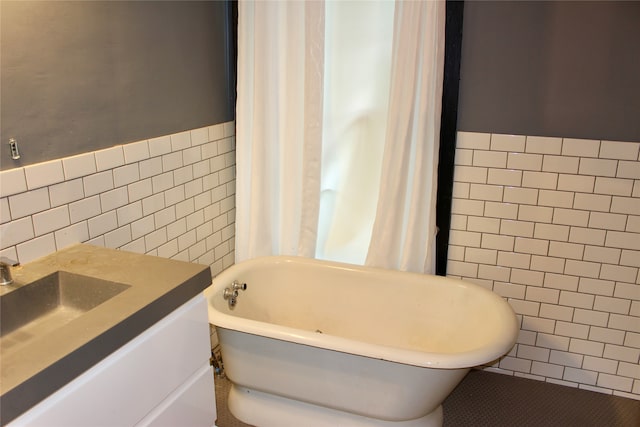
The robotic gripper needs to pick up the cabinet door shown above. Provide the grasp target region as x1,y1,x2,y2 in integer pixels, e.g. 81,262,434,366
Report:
136,363,216,427
9,295,215,427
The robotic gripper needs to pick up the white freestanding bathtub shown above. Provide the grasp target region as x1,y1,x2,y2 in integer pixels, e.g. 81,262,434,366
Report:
204,256,518,427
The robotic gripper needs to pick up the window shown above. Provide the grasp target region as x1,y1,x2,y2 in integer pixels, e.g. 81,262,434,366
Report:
316,1,395,264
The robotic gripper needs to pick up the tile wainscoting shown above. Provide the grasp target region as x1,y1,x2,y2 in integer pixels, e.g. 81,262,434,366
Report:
447,132,639,400
0,121,236,277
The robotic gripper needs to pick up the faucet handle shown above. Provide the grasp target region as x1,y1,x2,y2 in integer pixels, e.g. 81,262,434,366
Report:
232,280,247,291
0,256,19,267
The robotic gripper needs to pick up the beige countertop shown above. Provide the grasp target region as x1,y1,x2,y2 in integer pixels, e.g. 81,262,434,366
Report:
0,244,211,425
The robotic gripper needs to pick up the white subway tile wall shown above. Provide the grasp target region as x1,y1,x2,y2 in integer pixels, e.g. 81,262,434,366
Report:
0,121,236,277
449,132,640,400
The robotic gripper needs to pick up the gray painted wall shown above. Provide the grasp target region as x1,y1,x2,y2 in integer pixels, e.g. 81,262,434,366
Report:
457,1,640,142
1,1,234,170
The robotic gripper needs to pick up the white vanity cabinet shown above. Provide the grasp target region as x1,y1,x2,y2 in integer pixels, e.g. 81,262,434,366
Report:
8,294,216,427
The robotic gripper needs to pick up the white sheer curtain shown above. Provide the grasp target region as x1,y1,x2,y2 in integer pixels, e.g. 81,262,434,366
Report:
234,1,324,262
365,1,446,273
235,0,446,274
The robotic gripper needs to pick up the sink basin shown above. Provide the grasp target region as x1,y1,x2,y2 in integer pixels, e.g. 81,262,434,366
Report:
0,271,130,349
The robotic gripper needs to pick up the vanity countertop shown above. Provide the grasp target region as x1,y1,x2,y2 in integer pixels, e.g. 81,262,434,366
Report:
0,244,212,425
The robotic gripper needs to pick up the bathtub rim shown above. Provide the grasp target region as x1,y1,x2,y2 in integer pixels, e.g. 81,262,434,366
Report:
204,256,519,370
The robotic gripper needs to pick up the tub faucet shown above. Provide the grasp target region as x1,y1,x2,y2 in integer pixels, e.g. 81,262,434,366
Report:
223,280,247,308
0,258,19,285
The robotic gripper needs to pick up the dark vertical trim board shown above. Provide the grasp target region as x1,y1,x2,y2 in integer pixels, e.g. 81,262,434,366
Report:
226,0,238,117
435,1,464,276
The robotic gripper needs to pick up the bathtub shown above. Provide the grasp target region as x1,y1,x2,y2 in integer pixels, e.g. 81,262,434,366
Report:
204,256,518,427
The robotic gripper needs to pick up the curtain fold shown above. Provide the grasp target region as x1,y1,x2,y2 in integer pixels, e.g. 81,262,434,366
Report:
235,1,324,262
365,1,446,273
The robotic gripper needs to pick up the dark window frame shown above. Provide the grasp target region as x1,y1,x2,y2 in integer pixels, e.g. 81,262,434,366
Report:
435,1,464,276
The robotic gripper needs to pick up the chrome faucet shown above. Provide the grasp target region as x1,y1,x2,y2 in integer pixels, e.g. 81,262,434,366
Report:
0,258,19,285
223,280,247,308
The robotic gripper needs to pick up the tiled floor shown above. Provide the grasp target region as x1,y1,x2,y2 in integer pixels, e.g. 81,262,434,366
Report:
442,370,639,426
214,369,640,426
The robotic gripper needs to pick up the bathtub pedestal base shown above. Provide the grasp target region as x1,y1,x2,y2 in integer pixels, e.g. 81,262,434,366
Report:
228,384,444,427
